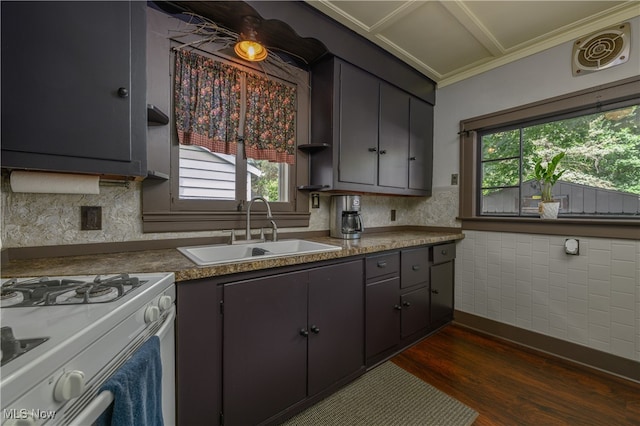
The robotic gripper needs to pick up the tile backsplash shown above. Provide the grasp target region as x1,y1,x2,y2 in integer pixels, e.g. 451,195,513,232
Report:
0,179,459,248
456,230,640,362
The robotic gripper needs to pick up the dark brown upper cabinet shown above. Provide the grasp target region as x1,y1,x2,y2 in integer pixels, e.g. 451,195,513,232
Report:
1,1,147,178
309,57,433,196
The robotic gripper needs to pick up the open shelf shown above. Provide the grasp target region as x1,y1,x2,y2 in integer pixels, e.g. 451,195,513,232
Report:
147,104,169,126
298,143,330,153
297,184,330,191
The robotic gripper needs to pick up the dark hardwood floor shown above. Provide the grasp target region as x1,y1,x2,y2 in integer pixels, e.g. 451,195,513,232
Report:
392,324,640,426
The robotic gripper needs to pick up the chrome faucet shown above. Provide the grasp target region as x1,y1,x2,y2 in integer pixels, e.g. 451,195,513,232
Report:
246,196,278,242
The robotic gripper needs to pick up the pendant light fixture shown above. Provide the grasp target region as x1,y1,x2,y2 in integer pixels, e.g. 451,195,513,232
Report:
234,16,268,62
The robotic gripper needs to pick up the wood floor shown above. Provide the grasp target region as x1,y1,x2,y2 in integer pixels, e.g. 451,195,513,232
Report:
392,324,640,426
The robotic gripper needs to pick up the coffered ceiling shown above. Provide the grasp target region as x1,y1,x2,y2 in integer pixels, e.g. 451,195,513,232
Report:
305,1,640,87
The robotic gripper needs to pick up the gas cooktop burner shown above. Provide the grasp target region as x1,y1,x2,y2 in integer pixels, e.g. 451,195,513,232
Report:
0,274,144,307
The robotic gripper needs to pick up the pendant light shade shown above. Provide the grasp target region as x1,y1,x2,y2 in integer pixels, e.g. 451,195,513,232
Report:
234,16,268,62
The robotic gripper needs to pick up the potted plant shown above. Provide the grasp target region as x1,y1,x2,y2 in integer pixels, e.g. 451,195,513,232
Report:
533,152,566,219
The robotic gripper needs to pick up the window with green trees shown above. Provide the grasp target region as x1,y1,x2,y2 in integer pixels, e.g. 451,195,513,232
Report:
479,102,639,217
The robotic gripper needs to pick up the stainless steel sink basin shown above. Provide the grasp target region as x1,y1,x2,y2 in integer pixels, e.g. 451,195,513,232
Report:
177,239,343,266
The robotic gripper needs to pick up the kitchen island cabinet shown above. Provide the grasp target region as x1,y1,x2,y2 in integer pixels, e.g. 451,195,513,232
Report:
309,57,433,196
0,1,147,178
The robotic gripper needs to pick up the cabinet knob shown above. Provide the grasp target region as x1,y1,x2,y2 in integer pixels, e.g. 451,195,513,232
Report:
411,265,420,271
310,325,320,334
299,329,309,337
432,289,439,295
117,87,129,98
379,150,387,155
377,261,387,268
393,304,402,311
402,301,411,308
368,147,378,152
441,250,447,255
409,156,417,161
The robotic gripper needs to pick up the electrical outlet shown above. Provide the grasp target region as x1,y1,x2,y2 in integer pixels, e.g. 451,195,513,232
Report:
81,206,102,230
311,193,320,209
390,209,396,221
451,173,459,185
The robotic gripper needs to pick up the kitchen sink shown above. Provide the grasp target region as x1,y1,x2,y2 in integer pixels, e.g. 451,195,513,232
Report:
177,239,343,266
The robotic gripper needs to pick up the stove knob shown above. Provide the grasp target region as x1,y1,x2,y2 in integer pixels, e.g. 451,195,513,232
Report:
158,295,173,312
54,370,85,402
145,305,160,323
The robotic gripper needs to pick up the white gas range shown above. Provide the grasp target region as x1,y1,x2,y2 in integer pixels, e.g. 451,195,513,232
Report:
0,273,176,426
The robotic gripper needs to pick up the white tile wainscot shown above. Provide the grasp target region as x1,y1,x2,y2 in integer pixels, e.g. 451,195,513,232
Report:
456,230,640,362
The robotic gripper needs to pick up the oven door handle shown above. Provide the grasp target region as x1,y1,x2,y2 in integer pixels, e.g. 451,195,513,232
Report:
69,307,175,426
156,306,176,339
68,390,114,426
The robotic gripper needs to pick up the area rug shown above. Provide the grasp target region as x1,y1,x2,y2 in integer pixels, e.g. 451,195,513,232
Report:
280,361,478,425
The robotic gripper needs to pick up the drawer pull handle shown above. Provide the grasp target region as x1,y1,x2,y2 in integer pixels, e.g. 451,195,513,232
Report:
368,147,378,152
377,261,387,268
441,250,447,255
432,289,439,295
393,304,402,311
412,265,420,271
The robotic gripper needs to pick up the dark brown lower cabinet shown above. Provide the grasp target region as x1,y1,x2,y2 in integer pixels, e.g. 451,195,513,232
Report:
366,244,456,367
431,260,454,327
223,260,364,425
176,242,455,425
365,276,401,359
176,279,223,426
400,286,430,338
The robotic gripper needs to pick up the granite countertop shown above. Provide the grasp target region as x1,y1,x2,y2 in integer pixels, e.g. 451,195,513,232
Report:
1,231,464,282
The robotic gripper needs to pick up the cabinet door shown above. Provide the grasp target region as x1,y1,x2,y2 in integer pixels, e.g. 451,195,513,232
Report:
1,1,146,177
366,277,401,358
176,280,222,426
409,98,433,191
431,261,454,325
401,286,430,338
223,272,308,425
338,61,379,186
308,260,364,396
379,83,409,189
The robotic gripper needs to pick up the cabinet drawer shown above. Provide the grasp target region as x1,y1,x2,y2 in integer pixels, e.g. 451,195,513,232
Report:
366,252,400,281
432,243,456,264
401,246,430,289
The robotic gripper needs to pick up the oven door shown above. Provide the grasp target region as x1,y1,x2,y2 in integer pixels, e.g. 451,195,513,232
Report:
69,306,176,426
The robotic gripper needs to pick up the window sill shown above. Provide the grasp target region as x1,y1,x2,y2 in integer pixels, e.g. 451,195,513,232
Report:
459,216,640,240
142,210,311,233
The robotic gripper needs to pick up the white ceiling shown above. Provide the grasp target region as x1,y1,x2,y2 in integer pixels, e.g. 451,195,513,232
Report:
306,1,640,87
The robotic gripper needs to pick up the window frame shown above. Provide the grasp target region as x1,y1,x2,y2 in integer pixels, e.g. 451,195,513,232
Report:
459,76,640,240
142,44,312,234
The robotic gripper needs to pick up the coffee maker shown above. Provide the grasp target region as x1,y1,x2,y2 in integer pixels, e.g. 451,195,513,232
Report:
330,195,364,239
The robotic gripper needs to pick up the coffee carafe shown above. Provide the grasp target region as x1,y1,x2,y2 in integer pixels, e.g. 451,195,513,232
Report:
330,195,364,239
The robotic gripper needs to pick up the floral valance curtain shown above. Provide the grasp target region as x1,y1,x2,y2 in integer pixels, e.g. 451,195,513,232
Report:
244,73,296,165
174,49,241,155
174,49,297,165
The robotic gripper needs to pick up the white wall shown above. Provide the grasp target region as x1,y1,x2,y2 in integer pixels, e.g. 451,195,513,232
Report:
456,231,640,361
439,16,640,361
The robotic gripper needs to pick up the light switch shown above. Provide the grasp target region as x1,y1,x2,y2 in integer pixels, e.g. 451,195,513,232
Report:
564,238,579,255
